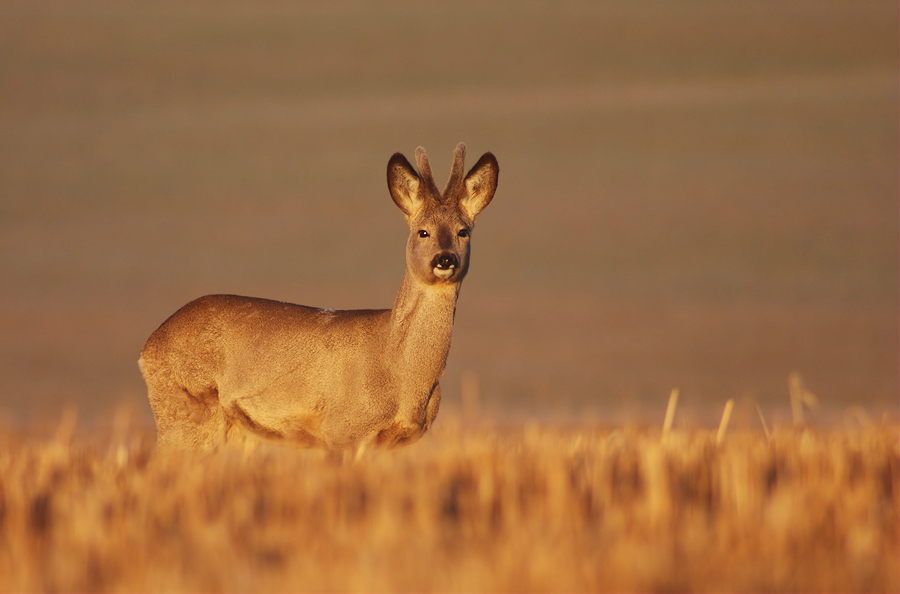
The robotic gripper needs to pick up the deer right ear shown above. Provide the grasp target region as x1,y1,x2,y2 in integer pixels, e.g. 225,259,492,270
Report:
387,153,423,218
460,152,499,220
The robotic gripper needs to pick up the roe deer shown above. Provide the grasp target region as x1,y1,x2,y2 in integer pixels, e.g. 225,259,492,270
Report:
139,143,498,452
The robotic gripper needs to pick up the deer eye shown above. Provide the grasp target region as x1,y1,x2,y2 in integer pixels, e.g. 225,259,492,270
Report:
417,230,429,238
458,229,469,238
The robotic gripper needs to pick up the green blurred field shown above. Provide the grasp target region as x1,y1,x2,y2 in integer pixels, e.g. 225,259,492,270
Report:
0,1,897,423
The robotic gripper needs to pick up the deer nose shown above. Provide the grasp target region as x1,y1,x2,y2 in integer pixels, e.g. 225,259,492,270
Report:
433,252,459,270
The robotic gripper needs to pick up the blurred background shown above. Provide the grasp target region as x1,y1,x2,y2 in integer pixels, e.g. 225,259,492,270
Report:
1,1,897,427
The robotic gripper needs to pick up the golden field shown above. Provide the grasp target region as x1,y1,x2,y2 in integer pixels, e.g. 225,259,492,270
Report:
0,415,896,592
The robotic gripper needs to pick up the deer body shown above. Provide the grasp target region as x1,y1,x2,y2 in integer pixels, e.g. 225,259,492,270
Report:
139,144,498,452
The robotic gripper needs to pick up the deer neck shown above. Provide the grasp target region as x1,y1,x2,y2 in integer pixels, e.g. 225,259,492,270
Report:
388,269,460,389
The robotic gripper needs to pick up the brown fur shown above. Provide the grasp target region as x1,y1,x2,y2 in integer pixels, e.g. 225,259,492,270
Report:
139,144,499,452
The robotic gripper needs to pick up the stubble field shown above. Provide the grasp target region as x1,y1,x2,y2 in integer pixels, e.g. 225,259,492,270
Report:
0,414,897,592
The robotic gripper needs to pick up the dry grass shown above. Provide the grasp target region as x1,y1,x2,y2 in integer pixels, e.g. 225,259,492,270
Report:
0,417,896,592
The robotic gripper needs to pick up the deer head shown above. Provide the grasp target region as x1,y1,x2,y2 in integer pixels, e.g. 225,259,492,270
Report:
387,143,499,286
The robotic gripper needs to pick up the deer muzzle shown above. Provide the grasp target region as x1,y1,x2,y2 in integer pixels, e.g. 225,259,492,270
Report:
432,252,460,279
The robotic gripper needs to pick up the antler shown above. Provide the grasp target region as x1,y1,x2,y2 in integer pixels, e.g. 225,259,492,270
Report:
414,147,440,197
442,142,467,198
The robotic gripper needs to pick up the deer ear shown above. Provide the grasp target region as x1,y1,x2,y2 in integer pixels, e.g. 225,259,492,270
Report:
387,152,424,217
460,152,499,220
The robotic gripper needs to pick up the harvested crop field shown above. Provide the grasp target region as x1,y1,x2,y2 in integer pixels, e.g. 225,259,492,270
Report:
0,417,897,592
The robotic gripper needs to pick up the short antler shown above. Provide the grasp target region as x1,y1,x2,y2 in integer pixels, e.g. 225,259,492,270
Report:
442,142,467,197
414,147,440,197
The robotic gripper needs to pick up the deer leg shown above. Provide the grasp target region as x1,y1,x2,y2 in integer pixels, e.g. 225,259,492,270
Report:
146,376,225,452
422,382,442,431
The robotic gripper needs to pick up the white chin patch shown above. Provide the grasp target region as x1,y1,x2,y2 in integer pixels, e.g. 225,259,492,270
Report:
433,268,454,279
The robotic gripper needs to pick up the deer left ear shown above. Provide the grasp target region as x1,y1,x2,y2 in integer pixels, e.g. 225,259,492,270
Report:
460,152,499,220
387,152,424,218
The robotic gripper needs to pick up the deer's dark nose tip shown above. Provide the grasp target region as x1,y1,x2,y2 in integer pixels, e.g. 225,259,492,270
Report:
434,252,459,270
